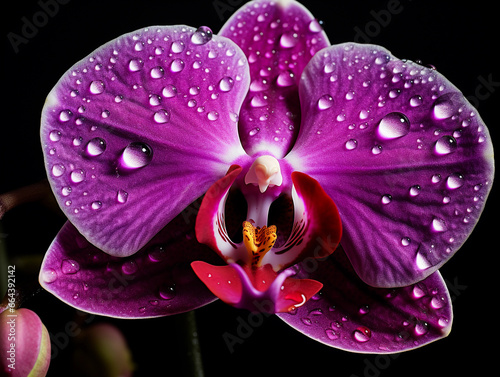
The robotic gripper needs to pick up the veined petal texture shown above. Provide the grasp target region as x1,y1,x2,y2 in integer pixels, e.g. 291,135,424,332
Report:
288,43,494,287
41,25,250,256
220,0,329,158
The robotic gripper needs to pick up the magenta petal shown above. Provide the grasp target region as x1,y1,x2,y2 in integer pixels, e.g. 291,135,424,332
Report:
39,210,220,318
41,25,249,256
220,0,329,157
288,43,495,287
277,247,453,353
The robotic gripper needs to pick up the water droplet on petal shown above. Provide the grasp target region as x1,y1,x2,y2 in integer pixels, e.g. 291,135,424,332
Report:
121,142,153,169
432,217,447,232
61,259,80,274
434,135,457,155
51,164,65,177
207,111,219,121
59,110,72,122
401,237,411,246
378,112,410,139
416,251,431,270
117,189,129,204
409,185,421,197
150,66,165,79
159,283,176,300
171,40,185,54
170,59,185,73
345,139,358,150
85,137,107,156
381,194,392,205
89,80,105,94
359,305,370,315
353,327,372,342
317,94,334,110
371,145,383,155
414,321,429,336
128,58,144,72
431,174,442,184
446,173,464,189
122,260,138,275
277,71,295,87
154,109,170,124
433,95,457,119
70,169,85,183
301,317,312,326
280,32,298,48
162,85,177,98
49,130,62,142
308,19,322,33
431,295,446,309
409,95,423,107
219,76,234,92
191,26,213,45
41,268,57,284
325,329,339,340
148,245,166,262
412,285,425,298
91,201,102,210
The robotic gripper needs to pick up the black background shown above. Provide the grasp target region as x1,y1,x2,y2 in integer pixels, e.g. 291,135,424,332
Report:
1,0,498,376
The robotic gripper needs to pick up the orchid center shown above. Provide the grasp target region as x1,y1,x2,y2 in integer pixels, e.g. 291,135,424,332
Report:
242,221,277,268
244,155,283,193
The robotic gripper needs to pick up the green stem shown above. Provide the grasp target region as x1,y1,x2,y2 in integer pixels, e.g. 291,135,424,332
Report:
174,310,205,377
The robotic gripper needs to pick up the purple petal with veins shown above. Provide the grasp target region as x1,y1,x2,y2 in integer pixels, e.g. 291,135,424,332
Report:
39,204,221,318
278,247,453,353
287,43,494,288
41,25,249,256
220,0,329,158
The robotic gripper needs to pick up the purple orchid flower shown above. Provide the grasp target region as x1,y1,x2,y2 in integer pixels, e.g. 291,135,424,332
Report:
38,0,494,354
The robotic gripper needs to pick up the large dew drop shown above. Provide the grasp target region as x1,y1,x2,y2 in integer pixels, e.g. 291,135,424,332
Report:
433,94,458,120
280,32,298,48
121,142,153,169
191,26,213,45
219,76,234,92
377,112,410,139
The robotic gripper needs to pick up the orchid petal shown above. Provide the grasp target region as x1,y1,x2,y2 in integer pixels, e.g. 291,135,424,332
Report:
220,0,329,157
41,25,250,256
278,247,453,353
288,43,494,287
39,208,221,318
